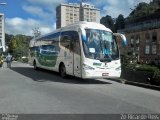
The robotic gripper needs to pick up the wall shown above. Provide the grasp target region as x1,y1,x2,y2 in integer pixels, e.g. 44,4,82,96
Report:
125,28,160,64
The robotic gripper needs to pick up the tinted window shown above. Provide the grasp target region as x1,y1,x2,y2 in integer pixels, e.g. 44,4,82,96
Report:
60,31,80,53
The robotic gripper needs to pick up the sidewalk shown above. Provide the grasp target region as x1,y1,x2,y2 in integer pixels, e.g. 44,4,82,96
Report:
0,61,31,69
109,77,160,91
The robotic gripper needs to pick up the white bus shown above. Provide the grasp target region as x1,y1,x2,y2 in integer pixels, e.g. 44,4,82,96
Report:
29,21,126,79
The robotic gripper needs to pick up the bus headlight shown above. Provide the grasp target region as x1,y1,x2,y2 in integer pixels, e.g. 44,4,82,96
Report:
115,66,121,71
83,64,95,70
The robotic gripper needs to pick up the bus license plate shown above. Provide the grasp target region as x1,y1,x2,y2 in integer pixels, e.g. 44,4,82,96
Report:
102,73,109,76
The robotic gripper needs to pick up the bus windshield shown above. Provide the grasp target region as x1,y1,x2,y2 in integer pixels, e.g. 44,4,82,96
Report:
82,29,119,62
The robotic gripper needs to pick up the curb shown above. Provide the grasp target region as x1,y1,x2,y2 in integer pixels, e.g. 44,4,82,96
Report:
125,80,160,91
108,78,160,91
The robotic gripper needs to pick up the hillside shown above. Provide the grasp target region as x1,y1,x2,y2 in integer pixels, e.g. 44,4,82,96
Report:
126,1,160,23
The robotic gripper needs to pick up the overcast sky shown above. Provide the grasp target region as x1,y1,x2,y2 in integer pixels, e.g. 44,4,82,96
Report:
0,0,151,36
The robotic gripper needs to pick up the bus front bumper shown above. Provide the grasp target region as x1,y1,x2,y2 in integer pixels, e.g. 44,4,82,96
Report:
82,69,121,79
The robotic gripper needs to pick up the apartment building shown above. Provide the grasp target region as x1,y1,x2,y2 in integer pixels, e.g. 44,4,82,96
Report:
0,13,5,53
56,2,100,29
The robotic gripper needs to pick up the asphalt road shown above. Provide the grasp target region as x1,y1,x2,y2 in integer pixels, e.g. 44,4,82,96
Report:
0,62,160,114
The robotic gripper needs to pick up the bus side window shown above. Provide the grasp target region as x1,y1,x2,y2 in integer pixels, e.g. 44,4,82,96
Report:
73,32,80,55
61,35,72,49
61,31,78,52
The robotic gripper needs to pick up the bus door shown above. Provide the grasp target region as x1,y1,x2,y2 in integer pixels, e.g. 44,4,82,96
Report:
60,32,74,75
73,32,81,77
61,31,81,77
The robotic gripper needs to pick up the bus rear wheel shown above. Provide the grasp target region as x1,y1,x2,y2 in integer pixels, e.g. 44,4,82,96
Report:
59,64,66,78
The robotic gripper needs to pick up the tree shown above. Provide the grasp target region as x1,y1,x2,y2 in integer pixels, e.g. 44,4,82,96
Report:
128,1,160,20
100,15,115,32
5,33,14,46
8,34,31,60
5,34,14,53
115,14,125,32
32,27,41,38
9,37,17,53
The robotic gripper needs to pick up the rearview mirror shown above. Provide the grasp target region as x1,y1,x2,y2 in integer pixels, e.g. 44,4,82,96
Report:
113,33,127,47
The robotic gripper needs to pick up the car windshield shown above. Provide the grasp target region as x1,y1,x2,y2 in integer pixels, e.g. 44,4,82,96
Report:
82,29,119,62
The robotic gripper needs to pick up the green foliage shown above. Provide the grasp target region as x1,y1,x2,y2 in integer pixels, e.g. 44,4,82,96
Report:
100,1,160,32
136,64,159,73
123,63,137,70
123,63,160,83
115,14,125,32
100,14,125,32
8,34,32,59
123,63,159,72
152,69,160,82
5,34,14,46
127,1,160,20
100,15,115,32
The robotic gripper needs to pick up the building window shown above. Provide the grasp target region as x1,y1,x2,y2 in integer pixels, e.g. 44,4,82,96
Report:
151,32,157,54
145,33,150,54
145,45,150,54
130,36,134,47
152,32,157,43
135,35,140,47
152,44,157,54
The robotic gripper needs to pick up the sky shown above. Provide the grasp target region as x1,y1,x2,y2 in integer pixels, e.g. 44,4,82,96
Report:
0,0,151,36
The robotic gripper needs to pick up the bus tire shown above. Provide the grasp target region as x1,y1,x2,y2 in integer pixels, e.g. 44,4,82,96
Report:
59,63,66,78
33,61,38,71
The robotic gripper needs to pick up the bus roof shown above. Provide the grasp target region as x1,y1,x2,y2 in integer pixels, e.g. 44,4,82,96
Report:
60,21,112,32
32,21,112,41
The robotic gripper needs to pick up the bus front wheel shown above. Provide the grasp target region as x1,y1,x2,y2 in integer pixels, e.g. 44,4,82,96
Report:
59,64,66,78
33,61,38,70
